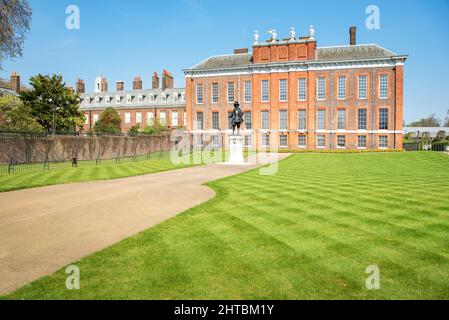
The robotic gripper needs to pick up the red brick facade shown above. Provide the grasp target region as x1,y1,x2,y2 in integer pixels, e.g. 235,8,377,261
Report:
184,29,407,150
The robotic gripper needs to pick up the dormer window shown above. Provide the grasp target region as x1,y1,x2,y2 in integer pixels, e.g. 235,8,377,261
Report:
149,94,155,102
115,95,121,104
94,96,100,104
85,97,91,104
173,93,179,102
161,92,167,102
105,96,111,104
126,94,132,104
181,92,185,102
137,94,143,103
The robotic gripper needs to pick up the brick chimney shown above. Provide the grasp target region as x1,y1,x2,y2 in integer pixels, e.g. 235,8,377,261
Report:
68,86,75,94
350,26,357,46
76,79,85,94
152,72,159,89
162,70,174,90
101,77,108,92
116,81,124,91
133,76,143,90
234,48,249,54
10,72,20,93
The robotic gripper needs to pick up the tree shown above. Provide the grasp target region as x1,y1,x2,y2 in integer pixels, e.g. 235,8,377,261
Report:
444,109,449,127
93,107,121,135
128,125,140,137
20,74,85,133
0,95,44,132
0,0,32,69
407,114,441,127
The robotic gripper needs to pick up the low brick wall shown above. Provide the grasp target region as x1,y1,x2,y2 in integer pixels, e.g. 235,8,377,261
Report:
0,134,174,164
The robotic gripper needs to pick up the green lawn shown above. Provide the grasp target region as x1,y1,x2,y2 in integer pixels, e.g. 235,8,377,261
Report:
0,152,199,192
3,152,449,299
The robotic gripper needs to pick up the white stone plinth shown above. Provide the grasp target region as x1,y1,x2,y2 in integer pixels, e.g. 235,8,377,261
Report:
227,135,245,165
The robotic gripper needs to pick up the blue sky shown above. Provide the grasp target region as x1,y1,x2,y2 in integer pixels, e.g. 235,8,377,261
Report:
1,0,448,123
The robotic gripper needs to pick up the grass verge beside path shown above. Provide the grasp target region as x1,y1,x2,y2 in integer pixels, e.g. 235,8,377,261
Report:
0,153,197,193
3,152,449,299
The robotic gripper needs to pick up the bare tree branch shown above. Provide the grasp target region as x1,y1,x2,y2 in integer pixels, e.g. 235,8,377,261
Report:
0,0,32,69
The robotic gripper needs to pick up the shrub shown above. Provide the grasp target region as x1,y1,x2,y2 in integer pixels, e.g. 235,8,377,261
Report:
128,125,140,137
431,141,449,151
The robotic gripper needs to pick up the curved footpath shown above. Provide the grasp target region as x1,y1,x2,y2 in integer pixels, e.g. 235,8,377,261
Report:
0,154,289,295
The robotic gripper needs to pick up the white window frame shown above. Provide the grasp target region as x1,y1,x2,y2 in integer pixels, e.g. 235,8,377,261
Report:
298,78,307,101
261,134,270,147
136,112,142,124
379,135,388,149
124,112,131,124
196,83,203,104
147,112,154,126
84,114,89,125
160,112,167,126
317,77,326,101
211,82,219,104
298,110,306,130
244,80,252,103
279,134,288,148
137,94,143,104
115,95,120,104
298,135,307,148
227,82,235,103
161,92,167,102
93,113,99,124
317,135,326,148
337,135,346,149
279,110,288,131
279,79,287,102
261,80,269,102
171,111,178,126
358,75,367,100
261,111,269,130
126,94,132,104
94,96,100,105
337,109,346,130
358,135,367,149
379,74,389,99
105,96,111,104
337,76,346,100
317,110,326,130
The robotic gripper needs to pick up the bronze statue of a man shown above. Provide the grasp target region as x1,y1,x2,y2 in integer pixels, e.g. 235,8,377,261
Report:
229,102,244,135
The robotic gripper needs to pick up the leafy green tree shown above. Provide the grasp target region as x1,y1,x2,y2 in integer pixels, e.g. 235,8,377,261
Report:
20,74,85,133
141,122,169,136
93,107,121,135
407,114,441,127
128,125,140,137
0,95,44,132
0,0,32,69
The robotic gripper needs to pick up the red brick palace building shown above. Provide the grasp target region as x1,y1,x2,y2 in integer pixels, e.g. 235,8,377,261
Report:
184,27,407,150
78,70,186,132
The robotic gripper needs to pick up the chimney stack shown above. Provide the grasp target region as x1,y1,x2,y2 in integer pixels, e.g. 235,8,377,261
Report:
10,72,20,93
133,76,143,90
349,26,357,46
101,78,108,92
234,48,249,54
162,70,174,90
152,72,160,89
116,81,124,91
76,79,85,94
68,86,75,94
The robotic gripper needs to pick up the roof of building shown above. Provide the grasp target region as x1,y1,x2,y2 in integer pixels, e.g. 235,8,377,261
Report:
187,44,402,71
79,88,186,110
0,87,19,97
404,127,449,134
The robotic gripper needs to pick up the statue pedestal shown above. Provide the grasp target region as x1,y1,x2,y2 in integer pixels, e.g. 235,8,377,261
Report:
226,135,246,165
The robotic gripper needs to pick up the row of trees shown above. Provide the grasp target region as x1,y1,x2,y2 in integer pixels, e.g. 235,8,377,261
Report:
407,111,449,127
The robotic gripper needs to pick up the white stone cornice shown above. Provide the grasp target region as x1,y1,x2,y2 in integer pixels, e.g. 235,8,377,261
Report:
184,57,407,78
